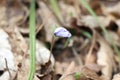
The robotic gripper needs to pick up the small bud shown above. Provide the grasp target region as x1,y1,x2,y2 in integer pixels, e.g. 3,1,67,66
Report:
54,27,71,37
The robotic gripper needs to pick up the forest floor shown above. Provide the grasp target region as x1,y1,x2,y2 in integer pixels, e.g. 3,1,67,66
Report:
0,0,120,80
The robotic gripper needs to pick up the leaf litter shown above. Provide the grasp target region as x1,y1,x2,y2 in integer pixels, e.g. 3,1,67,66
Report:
0,0,120,80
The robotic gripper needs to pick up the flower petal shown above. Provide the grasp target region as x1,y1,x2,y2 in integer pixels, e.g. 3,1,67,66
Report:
54,27,71,37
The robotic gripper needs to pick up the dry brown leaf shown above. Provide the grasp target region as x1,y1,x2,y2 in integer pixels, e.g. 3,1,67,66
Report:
4,26,29,80
85,64,102,73
104,31,120,47
85,52,96,65
96,33,115,80
81,15,112,28
81,15,99,28
6,26,28,56
81,66,102,80
116,20,120,36
55,61,71,75
59,1,78,27
37,1,60,42
0,0,6,27
89,0,102,15
102,2,120,19
0,0,26,27
59,61,75,80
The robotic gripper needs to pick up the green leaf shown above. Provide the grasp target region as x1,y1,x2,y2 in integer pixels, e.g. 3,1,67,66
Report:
74,72,81,80
28,0,36,80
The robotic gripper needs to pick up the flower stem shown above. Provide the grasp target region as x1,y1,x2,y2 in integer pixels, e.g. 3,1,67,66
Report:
49,36,55,61
64,38,71,48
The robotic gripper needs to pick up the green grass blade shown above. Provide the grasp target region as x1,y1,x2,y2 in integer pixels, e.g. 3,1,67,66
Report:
79,0,120,67
28,0,36,80
79,0,106,33
81,30,92,39
49,0,62,21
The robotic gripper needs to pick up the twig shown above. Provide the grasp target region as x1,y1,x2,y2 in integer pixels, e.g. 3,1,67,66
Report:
72,47,83,66
49,36,55,61
85,30,96,64
79,39,89,51
36,13,52,34
5,58,12,78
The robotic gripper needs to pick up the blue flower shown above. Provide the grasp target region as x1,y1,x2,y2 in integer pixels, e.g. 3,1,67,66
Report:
54,27,71,37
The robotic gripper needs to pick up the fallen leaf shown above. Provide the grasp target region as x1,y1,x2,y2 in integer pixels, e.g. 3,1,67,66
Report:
96,32,115,80
85,64,102,73
59,61,75,80
81,15,111,28
55,61,70,75
102,2,120,19
37,1,60,42
59,1,78,27
81,66,102,80
0,0,25,27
